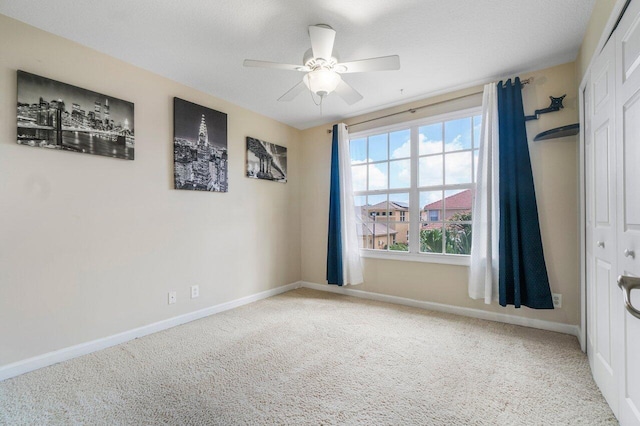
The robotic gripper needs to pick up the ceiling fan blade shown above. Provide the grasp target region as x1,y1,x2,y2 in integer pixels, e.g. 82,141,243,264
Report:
334,80,363,105
336,55,400,73
243,59,309,72
308,25,336,60
277,81,307,102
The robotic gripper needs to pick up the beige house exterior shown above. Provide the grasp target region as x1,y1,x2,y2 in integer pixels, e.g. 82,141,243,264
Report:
358,201,410,249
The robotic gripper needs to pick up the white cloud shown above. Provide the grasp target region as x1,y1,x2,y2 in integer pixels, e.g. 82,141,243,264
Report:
391,140,411,159
390,159,410,188
368,163,388,190
351,161,387,191
390,134,446,159
419,134,443,155
445,134,464,152
445,152,472,184
351,163,367,191
352,133,474,197
419,156,442,187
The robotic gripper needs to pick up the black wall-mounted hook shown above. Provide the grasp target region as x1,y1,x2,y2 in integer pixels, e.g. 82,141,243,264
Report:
525,94,566,121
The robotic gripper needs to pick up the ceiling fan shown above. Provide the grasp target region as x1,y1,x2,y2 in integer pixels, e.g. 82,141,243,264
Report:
243,24,400,105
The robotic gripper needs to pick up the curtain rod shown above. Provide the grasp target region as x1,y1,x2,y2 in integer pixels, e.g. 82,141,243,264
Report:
326,77,533,133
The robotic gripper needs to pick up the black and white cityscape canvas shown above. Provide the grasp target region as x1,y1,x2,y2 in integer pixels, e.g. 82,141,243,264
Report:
173,98,228,192
246,137,287,183
17,70,135,160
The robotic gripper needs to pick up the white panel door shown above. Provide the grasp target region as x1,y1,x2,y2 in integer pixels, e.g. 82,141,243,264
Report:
615,1,640,423
589,37,619,415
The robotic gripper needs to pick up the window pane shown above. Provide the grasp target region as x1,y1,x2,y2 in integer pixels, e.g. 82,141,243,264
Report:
368,133,388,162
473,149,479,183
359,222,373,249
368,163,388,190
350,111,477,257
420,223,443,253
388,222,409,251
353,195,366,219
473,115,482,149
389,193,409,223
366,194,387,221
445,151,472,184
351,165,367,192
446,223,472,255
444,189,473,222
389,192,409,207
350,138,367,164
419,155,443,187
367,225,387,250
419,123,442,155
389,159,410,189
390,129,411,159
420,190,443,223
445,117,472,152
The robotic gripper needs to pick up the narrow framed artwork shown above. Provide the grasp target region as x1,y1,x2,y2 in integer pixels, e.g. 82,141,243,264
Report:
173,98,228,192
16,70,135,160
246,137,287,183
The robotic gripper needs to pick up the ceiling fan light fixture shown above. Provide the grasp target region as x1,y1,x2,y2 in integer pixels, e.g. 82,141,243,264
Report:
243,24,399,105
303,68,341,97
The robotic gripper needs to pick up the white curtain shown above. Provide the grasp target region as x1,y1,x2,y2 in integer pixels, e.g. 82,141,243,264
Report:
337,123,364,285
469,84,500,303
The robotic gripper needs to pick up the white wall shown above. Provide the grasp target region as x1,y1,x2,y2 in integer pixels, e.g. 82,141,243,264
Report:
300,62,581,325
0,15,301,366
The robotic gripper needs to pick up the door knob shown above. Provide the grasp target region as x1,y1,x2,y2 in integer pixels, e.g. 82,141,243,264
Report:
624,249,635,259
597,241,605,248
617,275,640,319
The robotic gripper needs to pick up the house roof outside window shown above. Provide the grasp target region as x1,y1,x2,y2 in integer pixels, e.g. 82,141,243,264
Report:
423,189,473,211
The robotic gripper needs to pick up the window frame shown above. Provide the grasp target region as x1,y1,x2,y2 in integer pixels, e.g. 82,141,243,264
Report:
349,106,481,266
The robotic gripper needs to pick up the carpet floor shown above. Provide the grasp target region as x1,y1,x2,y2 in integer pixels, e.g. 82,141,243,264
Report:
0,288,616,425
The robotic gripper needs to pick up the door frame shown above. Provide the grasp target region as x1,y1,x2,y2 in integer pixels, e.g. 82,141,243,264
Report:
579,0,632,352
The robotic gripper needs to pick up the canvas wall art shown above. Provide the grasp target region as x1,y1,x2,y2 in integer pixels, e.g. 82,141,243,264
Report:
246,137,287,183
173,98,228,192
17,70,135,160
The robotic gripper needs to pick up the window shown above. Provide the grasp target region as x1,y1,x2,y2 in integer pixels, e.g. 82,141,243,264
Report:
350,108,481,263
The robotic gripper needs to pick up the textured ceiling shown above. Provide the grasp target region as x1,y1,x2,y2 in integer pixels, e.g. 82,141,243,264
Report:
0,0,595,129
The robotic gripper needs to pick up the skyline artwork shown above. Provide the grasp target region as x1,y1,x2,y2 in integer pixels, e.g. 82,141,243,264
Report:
16,70,135,160
173,98,228,192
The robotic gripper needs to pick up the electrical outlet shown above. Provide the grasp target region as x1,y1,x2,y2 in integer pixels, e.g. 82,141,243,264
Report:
552,293,562,308
191,285,199,299
168,291,177,305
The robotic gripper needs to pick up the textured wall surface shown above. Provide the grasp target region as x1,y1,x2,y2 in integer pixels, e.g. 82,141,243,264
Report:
0,15,301,366
301,62,581,325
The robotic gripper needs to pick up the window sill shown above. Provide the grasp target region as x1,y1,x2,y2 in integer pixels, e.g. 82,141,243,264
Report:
359,249,470,266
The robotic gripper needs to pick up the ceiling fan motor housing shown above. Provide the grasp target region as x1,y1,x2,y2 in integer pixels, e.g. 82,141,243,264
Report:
303,48,339,71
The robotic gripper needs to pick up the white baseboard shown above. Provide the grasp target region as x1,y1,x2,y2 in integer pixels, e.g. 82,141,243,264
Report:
300,281,580,338
1,280,579,382
0,281,302,382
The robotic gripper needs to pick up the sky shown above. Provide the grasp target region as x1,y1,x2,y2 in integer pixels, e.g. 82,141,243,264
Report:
351,115,481,215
